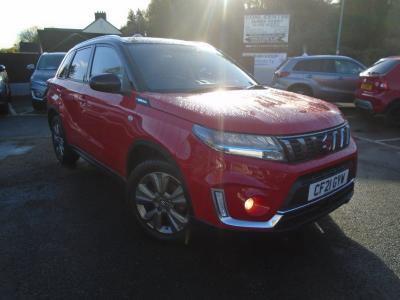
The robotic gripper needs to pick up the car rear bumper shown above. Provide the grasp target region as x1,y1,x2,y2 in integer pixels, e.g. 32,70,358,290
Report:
354,90,393,113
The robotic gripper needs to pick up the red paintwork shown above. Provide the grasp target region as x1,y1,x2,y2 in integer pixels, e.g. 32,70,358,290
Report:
48,78,357,230
355,60,400,113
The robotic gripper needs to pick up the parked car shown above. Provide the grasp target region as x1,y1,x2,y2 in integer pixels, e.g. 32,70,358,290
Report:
0,64,11,114
47,36,357,242
272,55,366,102
355,57,400,126
27,52,65,110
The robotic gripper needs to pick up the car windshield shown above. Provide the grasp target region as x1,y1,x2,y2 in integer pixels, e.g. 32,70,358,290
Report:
365,59,399,75
128,44,256,93
37,54,65,70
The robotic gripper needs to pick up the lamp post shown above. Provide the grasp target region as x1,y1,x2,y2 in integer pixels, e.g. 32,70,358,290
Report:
336,0,346,55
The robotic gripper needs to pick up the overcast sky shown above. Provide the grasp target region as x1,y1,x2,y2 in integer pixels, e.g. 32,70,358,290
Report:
0,0,150,48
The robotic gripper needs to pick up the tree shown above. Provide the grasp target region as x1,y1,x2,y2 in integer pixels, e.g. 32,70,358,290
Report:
120,9,148,36
137,0,400,65
17,26,39,44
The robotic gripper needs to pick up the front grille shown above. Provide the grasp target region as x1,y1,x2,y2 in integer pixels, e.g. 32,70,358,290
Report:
278,123,351,163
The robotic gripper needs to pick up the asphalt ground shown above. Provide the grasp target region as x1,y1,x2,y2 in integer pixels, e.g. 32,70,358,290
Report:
0,98,399,299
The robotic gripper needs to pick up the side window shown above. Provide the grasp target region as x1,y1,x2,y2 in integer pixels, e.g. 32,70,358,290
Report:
57,52,74,78
91,46,123,79
293,60,315,72
294,59,335,73
67,47,92,82
335,60,364,75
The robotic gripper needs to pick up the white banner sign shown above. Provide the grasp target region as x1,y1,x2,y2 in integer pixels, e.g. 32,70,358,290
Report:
254,53,287,69
244,15,290,44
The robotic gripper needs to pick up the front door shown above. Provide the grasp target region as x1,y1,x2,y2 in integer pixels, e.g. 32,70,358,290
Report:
80,45,130,171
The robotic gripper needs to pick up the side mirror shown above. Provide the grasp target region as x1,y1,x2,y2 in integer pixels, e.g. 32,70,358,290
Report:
26,64,35,71
89,73,121,94
0,65,5,72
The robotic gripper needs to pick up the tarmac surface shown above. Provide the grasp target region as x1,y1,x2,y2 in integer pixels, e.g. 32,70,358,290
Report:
0,98,399,299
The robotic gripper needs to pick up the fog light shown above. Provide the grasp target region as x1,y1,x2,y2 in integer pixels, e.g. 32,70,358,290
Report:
244,198,255,211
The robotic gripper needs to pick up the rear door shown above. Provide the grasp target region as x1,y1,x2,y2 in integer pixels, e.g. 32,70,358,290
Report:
62,46,93,149
293,59,339,100
334,59,365,101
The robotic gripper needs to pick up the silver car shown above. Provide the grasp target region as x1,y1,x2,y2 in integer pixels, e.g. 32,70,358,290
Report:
272,55,366,102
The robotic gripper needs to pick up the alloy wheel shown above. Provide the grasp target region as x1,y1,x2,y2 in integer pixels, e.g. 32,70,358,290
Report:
52,119,65,159
135,172,189,234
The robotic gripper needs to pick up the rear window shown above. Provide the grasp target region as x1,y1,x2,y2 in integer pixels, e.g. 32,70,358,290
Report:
293,59,335,73
366,59,399,75
37,54,65,70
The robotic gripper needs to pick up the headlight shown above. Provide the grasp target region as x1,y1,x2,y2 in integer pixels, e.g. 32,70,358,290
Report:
192,125,286,161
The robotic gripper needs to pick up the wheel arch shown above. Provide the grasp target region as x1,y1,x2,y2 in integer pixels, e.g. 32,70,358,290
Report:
288,83,314,96
47,106,59,127
126,139,181,179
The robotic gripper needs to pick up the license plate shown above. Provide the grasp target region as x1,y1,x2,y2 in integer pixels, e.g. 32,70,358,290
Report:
361,83,373,91
308,170,349,201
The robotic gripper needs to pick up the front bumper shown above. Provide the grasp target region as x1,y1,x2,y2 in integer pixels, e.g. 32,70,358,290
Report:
30,82,48,102
210,162,355,231
184,135,358,232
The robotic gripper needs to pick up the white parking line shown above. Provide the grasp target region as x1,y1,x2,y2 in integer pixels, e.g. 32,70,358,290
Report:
355,135,400,151
376,137,400,143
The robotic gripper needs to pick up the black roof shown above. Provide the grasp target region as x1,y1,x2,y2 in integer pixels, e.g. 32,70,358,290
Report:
70,35,212,51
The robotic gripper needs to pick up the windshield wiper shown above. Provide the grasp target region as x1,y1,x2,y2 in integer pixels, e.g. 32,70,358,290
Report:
246,84,266,90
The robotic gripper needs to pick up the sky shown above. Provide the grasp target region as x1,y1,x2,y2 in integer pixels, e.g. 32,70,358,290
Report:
0,0,151,48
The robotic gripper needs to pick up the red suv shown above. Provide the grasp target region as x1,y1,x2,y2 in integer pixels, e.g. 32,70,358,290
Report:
355,57,400,126
47,36,357,241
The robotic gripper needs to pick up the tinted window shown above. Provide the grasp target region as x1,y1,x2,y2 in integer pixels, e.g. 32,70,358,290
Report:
37,54,65,70
335,60,364,74
293,59,335,73
57,52,74,78
128,44,256,93
91,46,123,78
68,48,92,82
365,59,399,75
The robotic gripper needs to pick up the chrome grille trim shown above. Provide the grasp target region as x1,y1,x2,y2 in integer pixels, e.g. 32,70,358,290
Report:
278,123,351,163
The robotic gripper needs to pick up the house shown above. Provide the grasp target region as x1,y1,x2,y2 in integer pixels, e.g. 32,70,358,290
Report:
38,12,121,52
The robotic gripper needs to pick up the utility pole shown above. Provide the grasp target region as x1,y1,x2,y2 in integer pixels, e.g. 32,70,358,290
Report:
336,0,345,55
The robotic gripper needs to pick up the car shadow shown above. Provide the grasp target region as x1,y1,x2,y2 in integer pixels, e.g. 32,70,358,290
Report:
2,156,399,299
48,163,400,299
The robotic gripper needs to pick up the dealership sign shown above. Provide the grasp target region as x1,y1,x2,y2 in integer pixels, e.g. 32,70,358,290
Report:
244,15,290,45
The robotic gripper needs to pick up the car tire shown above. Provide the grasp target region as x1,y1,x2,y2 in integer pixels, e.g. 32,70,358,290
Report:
384,102,400,127
126,160,192,242
290,85,313,97
50,115,79,165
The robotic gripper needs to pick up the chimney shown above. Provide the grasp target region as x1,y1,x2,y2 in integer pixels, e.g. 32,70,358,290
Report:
95,11,106,20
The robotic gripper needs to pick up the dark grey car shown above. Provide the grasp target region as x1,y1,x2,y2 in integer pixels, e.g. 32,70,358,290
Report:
0,64,11,114
272,55,366,102
27,52,65,110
